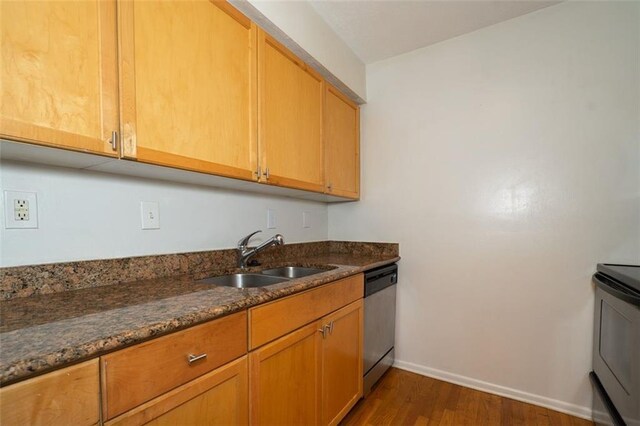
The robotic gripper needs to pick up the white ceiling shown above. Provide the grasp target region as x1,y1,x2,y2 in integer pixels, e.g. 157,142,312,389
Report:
309,0,560,64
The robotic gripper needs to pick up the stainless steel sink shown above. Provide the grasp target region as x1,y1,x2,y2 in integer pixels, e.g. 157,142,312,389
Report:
197,274,289,288
260,266,327,279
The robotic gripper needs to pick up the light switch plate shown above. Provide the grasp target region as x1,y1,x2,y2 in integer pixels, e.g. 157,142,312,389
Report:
4,190,38,229
141,201,160,230
267,209,277,229
302,211,311,228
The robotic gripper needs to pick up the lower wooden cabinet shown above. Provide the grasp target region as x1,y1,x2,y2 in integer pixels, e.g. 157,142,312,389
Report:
101,311,247,420
321,300,364,426
248,274,363,349
249,297,364,426
106,356,248,426
0,359,100,426
249,322,322,425
0,276,365,426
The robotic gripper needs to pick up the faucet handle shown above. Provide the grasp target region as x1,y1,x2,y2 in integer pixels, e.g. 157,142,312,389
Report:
238,230,261,249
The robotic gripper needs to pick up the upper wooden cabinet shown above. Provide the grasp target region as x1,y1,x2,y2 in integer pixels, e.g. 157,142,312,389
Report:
118,0,258,181
0,0,119,156
1,0,361,200
257,30,325,193
324,83,360,199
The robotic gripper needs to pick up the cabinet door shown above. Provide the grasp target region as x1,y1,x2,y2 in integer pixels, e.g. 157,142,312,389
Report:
250,321,322,425
258,30,324,193
321,300,364,426
324,83,360,199
0,359,99,426
119,0,258,181
249,273,364,349
106,356,248,426
1,1,118,156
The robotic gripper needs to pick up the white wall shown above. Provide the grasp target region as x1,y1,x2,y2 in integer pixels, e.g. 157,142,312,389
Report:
329,1,640,418
231,0,366,101
0,161,328,267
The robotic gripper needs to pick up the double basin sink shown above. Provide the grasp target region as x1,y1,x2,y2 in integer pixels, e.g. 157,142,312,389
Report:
197,266,329,289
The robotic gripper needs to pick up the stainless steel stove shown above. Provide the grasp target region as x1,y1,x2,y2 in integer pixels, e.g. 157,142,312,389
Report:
590,264,640,426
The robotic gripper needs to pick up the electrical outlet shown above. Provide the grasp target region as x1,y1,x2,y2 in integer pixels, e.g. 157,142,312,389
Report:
4,191,38,229
141,201,160,230
14,199,29,221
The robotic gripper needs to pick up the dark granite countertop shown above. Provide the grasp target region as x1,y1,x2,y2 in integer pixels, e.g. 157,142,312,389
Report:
0,243,399,386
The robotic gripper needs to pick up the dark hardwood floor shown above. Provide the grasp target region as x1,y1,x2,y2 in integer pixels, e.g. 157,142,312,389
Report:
341,368,593,426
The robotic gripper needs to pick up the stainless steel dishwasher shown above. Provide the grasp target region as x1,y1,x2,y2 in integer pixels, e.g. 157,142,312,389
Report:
363,263,398,396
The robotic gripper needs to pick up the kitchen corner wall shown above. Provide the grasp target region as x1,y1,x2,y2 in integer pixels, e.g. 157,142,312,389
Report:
0,161,328,267
329,1,640,419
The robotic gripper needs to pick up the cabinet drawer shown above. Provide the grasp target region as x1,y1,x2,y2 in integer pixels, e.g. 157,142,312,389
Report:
249,274,363,349
105,356,248,426
0,359,99,426
101,311,247,420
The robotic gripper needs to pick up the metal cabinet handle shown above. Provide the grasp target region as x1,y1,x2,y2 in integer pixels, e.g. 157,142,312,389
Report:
109,130,118,151
327,183,332,192
318,321,335,339
265,167,270,180
327,321,334,335
187,353,208,364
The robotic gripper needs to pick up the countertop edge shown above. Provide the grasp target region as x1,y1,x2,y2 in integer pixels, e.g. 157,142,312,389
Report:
0,256,400,386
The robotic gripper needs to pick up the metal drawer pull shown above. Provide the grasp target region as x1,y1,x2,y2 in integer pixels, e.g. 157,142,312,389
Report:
327,321,334,335
187,353,208,364
318,321,335,339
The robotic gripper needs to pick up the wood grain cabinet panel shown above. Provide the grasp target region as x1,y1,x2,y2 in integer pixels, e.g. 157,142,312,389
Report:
106,356,248,426
249,277,365,426
0,359,100,426
0,0,118,156
321,300,364,426
249,322,322,426
119,0,258,180
324,83,360,199
258,30,325,193
101,311,247,420
249,273,364,349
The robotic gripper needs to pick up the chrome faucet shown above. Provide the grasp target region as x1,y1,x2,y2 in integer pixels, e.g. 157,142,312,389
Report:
237,230,284,269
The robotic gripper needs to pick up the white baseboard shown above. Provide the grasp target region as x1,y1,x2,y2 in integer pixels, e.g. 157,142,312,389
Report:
393,360,593,421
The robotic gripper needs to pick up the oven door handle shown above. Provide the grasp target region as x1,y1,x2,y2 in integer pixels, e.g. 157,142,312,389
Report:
594,272,640,307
